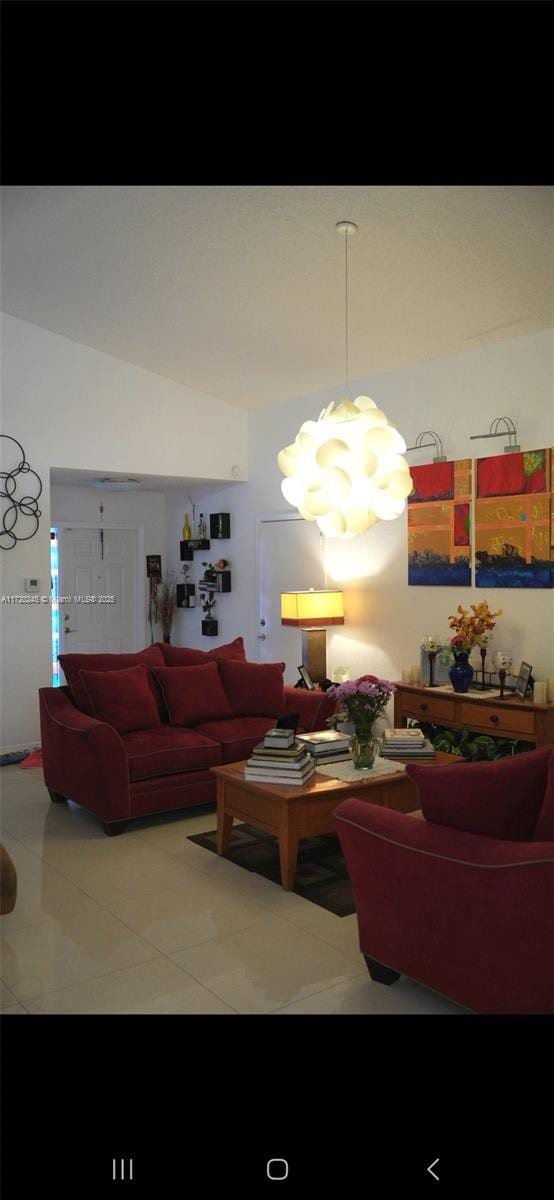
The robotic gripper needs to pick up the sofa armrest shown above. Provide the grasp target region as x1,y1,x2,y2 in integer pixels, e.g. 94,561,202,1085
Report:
39,688,131,822
283,686,336,732
40,687,106,734
334,799,554,1013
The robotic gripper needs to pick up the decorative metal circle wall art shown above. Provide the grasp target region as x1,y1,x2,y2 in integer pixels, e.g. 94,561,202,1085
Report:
0,435,43,549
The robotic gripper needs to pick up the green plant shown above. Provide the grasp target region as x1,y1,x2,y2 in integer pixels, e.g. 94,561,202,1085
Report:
411,720,533,762
201,590,216,615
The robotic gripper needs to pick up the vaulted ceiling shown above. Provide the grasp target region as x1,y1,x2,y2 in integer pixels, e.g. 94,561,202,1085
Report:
2,185,552,408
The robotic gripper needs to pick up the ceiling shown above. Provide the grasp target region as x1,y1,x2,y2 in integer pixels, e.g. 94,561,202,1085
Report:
50,467,220,494
2,186,552,409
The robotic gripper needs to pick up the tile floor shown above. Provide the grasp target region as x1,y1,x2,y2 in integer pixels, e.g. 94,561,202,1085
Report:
0,765,464,1015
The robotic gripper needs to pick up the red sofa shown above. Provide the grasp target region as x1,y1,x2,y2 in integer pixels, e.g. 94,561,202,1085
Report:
39,638,335,835
334,747,554,1014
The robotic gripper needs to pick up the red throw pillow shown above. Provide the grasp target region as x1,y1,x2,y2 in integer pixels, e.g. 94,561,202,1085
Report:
59,646,165,715
78,664,161,734
159,637,246,667
406,746,552,841
533,751,554,841
218,659,285,718
153,662,234,726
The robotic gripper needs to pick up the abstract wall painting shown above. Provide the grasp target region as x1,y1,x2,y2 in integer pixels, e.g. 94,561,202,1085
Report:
475,448,552,589
408,459,472,586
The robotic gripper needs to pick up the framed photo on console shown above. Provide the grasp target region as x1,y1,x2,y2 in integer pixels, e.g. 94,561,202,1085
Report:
514,661,533,699
297,665,316,690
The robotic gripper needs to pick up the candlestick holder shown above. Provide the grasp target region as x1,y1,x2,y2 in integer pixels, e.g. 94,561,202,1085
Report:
480,646,487,690
473,645,494,691
492,652,513,699
422,637,441,687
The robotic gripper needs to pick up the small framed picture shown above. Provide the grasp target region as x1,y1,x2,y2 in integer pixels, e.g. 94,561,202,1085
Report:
514,661,533,699
146,555,162,578
297,665,316,690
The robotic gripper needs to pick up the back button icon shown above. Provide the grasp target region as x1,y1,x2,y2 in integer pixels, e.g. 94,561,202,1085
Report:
427,1157,440,1182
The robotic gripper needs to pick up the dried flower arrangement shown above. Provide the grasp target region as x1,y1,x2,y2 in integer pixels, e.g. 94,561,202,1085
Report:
155,573,178,640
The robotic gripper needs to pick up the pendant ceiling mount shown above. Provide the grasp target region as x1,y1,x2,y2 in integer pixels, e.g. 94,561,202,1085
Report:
277,221,412,538
336,221,358,237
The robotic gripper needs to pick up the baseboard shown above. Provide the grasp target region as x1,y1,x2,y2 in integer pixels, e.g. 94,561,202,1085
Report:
0,741,41,756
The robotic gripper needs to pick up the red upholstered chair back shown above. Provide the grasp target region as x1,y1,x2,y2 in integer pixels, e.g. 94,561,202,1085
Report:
406,746,554,843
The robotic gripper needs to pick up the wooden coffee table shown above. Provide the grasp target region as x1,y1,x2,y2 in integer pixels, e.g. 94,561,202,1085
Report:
211,752,455,890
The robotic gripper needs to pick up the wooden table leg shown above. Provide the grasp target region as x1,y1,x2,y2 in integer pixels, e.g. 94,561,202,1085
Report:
216,779,234,855
278,809,299,890
278,835,298,891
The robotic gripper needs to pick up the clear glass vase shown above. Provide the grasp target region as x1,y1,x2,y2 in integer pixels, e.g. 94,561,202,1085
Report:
351,734,378,770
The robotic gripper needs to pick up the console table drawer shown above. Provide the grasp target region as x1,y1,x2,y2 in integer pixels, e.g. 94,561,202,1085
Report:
404,695,455,721
394,683,552,746
460,704,535,737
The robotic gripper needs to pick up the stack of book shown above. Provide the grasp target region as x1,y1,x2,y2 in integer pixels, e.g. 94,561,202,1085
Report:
245,735,315,786
262,727,296,751
381,728,435,760
296,729,352,765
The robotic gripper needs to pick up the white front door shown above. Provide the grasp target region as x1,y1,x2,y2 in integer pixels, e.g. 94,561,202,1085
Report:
257,516,326,685
58,527,138,657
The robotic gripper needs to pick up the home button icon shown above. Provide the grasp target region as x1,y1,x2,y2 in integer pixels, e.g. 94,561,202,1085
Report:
267,1158,289,1181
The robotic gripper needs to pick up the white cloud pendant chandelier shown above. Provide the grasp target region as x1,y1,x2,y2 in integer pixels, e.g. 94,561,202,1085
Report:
277,221,412,537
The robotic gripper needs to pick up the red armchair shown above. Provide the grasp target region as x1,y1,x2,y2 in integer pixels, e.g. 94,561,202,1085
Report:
334,747,554,1013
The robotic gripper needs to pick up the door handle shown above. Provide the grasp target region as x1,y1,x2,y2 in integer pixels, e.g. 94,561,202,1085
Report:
257,634,266,640
64,628,77,634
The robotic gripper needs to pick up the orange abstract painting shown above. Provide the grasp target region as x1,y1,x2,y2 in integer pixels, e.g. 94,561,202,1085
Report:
475,448,552,588
408,459,472,586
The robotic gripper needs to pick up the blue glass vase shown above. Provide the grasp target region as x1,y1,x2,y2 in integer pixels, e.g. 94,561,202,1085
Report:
449,652,474,694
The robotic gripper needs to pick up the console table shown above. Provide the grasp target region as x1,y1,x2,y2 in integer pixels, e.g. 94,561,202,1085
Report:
393,683,554,747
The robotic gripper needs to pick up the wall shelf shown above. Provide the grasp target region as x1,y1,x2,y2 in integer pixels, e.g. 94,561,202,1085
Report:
176,583,196,609
180,539,210,561
210,513,231,539
179,526,230,635
198,570,231,593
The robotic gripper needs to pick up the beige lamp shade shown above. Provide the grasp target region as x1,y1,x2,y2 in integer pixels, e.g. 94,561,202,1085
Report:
281,589,344,628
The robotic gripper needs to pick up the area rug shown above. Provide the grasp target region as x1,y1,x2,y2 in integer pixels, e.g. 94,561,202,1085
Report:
188,824,355,917
20,749,43,769
0,747,43,769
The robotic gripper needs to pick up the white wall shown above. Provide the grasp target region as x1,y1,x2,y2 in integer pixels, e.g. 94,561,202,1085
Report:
1,315,248,749
2,315,552,749
165,330,554,692
51,484,167,648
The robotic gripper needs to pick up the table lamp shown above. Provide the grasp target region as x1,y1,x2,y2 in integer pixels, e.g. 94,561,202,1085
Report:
280,589,344,685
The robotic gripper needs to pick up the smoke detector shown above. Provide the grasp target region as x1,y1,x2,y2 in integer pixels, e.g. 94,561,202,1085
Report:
92,478,142,491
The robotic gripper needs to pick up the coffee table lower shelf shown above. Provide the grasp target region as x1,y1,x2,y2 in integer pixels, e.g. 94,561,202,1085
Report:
211,753,454,890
